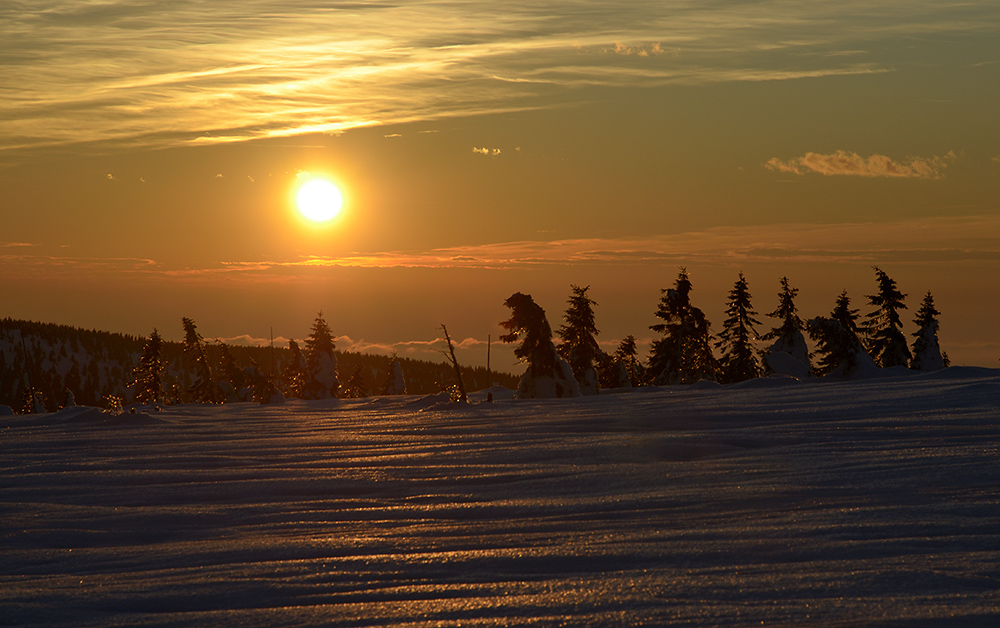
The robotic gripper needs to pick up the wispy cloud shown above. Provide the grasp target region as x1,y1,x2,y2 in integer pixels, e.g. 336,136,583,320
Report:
5,214,998,281
2,1,995,157
0,253,157,277
154,214,1000,275
765,150,957,179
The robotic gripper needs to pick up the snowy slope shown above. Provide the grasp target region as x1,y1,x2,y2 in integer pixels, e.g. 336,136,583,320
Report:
2,369,999,626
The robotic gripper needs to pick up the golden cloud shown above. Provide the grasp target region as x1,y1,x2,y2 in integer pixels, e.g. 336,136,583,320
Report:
765,150,957,179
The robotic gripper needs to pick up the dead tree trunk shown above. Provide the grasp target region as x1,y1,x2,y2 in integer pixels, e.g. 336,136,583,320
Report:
441,325,468,403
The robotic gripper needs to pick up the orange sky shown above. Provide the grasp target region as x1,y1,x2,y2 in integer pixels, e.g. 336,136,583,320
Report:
2,2,999,369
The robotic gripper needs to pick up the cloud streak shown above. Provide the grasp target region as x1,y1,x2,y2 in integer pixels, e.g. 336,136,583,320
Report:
765,150,957,179
2,1,996,158
4,214,999,282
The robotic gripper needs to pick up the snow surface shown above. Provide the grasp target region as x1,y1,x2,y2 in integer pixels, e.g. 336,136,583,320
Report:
2,368,1000,626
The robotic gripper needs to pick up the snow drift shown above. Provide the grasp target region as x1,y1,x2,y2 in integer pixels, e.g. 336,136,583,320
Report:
2,368,999,626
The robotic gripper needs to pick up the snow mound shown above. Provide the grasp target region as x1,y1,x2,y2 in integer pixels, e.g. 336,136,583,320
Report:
59,406,170,426
59,406,112,423
102,411,167,426
469,386,516,402
915,366,1000,381
688,379,723,391
763,350,811,380
407,392,453,408
516,357,581,399
729,374,802,389
420,401,469,413
0,405,13,416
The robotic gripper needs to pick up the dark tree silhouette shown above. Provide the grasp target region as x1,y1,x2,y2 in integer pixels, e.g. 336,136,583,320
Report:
864,266,911,368
910,291,948,371
182,317,218,403
217,342,244,401
556,285,602,395
831,291,862,342
280,339,306,398
303,312,340,399
761,276,811,376
614,335,643,387
716,272,761,383
441,324,468,403
18,385,45,415
647,268,718,385
500,292,580,398
343,364,369,399
808,295,876,379
132,328,165,404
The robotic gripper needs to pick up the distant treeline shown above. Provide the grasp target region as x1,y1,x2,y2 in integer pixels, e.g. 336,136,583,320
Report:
0,317,515,413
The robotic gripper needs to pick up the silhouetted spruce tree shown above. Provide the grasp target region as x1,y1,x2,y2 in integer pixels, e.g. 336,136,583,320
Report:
303,312,340,399
281,339,306,398
647,268,718,385
864,266,911,368
596,350,629,389
830,291,862,342
18,385,45,415
182,317,218,403
556,285,602,395
910,291,948,371
245,360,283,404
614,334,644,387
500,292,580,398
132,328,165,404
807,295,876,379
761,276,811,377
716,273,761,383
217,342,244,401
343,364,369,399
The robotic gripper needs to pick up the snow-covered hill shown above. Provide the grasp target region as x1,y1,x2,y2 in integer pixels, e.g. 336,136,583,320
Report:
2,369,999,626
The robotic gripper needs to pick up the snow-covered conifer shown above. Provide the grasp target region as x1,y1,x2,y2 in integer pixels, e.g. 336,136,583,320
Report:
500,292,580,398
381,355,407,395
343,364,369,399
303,312,340,399
864,266,911,368
831,291,862,340
614,335,643,387
18,386,44,414
910,291,948,371
217,342,244,402
182,317,218,403
132,329,165,404
716,273,761,383
281,340,306,398
808,294,876,379
598,353,631,389
556,285,602,395
647,268,718,385
761,277,811,378
241,362,283,404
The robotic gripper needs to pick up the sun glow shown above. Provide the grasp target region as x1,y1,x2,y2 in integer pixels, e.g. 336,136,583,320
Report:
296,178,343,222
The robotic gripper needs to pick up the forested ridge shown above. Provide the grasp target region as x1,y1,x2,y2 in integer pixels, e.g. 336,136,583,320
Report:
0,318,513,413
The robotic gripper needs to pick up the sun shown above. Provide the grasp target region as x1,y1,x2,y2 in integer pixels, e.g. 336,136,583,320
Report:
296,178,343,222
